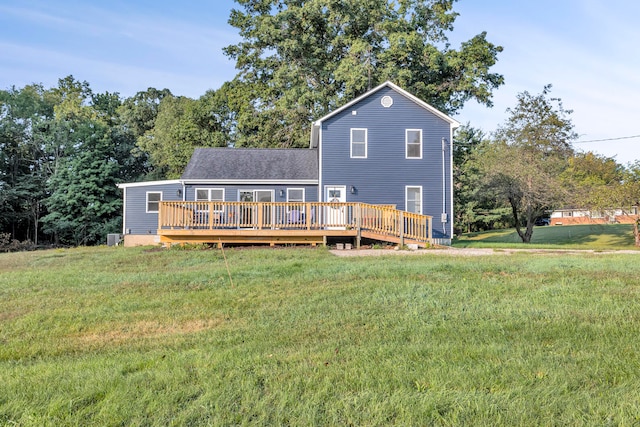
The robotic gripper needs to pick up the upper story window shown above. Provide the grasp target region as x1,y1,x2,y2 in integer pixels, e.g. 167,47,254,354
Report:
351,128,367,158
406,129,422,159
146,191,162,213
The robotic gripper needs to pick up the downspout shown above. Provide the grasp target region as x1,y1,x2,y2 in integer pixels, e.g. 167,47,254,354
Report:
122,186,127,235
318,123,323,202
448,127,456,239
442,137,447,222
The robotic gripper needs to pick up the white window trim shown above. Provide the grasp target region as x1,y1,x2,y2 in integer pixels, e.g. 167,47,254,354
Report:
195,188,225,213
146,191,162,213
195,188,225,202
405,186,423,214
406,129,423,159
238,189,275,202
286,188,305,202
350,128,368,159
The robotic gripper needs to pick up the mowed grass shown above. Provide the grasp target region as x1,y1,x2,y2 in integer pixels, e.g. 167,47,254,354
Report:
2,246,640,425
454,223,638,250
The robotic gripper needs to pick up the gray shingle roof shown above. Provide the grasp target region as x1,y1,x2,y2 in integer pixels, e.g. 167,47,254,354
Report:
181,147,318,181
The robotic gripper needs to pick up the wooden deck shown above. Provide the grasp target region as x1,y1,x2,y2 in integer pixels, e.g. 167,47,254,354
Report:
158,202,433,247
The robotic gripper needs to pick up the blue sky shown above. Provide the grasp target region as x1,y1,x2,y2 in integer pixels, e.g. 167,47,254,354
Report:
2,0,639,163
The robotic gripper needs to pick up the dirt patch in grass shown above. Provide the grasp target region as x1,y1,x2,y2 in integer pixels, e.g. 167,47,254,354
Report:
0,309,27,322
72,318,225,347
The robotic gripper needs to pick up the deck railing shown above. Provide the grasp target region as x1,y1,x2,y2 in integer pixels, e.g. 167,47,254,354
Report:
158,202,433,244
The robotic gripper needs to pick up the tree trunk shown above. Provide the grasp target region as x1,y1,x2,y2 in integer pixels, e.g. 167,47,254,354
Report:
635,216,640,247
509,198,531,243
523,220,534,243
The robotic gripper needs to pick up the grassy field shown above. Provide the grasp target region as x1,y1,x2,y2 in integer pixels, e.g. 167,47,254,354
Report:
454,223,638,250
2,245,640,425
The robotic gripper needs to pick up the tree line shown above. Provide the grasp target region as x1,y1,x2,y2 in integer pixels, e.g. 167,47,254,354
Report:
1,0,638,247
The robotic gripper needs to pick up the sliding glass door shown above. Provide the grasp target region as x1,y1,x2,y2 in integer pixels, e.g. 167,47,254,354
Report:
239,190,273,227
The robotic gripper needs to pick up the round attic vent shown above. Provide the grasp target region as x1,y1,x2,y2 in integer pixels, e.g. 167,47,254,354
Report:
381,95,393,108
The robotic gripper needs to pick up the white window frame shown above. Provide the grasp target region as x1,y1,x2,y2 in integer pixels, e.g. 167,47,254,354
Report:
195,188,225,202
406,129,423,159
195,188,225,213
286,188,305,203
350,128,368,158
146,191,162,213
405,186,423,214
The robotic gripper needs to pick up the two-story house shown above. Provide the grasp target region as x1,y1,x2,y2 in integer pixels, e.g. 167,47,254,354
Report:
117,81,459,247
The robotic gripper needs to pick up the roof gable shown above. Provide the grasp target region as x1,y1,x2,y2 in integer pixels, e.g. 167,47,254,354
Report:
181,147,318,181
313,81,460,128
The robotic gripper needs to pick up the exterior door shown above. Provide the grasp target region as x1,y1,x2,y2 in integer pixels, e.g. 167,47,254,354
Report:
325,185,346,229
255,190,273,226
239,190,273,227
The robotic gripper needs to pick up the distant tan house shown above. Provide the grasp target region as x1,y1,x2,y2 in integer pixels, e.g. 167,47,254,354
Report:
550,207,639,225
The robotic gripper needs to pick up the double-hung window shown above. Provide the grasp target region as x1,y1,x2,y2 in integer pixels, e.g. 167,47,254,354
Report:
195,188,224,203
195,188,225,225
406,129,422,159
351,128,367,158
287,188,305,203
146,192,162,213
406,186,422,214
196,188,225,212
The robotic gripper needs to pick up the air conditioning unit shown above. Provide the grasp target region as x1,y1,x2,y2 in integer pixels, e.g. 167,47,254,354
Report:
107,234,122,247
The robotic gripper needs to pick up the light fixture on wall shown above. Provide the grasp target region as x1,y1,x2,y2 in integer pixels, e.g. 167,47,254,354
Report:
279,189,285,197
350,185,356,194
176,189,182,198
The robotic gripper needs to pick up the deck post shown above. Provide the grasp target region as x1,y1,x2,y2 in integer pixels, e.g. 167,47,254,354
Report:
356,203,361,249
257,203,263,229
428,216,432,244
399,211,404,247
208,202,214,230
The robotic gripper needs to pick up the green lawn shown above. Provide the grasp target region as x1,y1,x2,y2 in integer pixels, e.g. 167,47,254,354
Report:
2,245,640,425
454,223,638,250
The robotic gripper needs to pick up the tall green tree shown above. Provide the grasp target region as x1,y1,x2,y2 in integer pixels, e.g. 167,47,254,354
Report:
118,88,173,180
139,95,229,178
41,120,122,245
473,86,577,243
560,151,624,211
0,84,55,243
225,0,504,147
39,77,128,245
453,124,510,234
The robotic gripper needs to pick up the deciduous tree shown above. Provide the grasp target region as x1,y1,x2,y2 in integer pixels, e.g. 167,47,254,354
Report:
138,95,229,178
473,86,577,242
225,0,504,147
453,124,510,234
0,84,55,243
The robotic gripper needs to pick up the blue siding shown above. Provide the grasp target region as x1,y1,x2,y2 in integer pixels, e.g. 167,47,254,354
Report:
124,182,183,235
321,86,452,239
124,183,318,235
